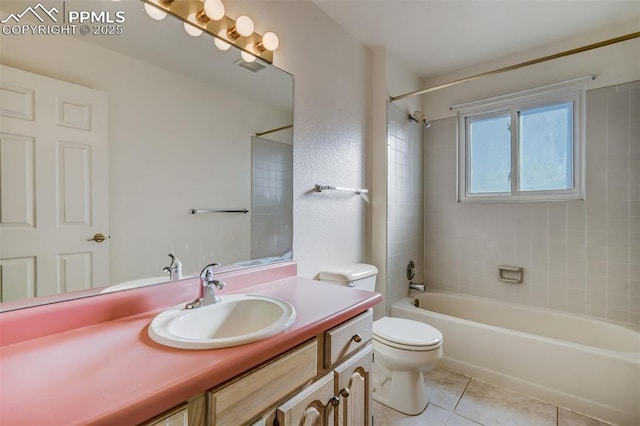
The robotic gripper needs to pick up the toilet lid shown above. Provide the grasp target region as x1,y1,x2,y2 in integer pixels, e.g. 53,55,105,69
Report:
373,317,442,348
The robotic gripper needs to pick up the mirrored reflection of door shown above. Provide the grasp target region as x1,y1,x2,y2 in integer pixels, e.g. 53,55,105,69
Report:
0,65,109,302
251,137,293,260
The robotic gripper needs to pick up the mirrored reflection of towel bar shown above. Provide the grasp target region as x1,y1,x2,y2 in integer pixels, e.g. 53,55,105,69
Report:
189,209,249,214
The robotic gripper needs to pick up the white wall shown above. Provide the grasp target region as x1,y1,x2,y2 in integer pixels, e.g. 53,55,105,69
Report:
227,1,372,278
422,20,639,120
369,48,425,317
1,31,290,284
421,23,640,325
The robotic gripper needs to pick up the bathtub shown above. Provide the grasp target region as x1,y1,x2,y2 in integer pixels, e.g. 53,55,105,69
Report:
390,292,640,425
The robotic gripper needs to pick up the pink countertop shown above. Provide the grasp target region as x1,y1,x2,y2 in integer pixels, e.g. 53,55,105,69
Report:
0,263,381,425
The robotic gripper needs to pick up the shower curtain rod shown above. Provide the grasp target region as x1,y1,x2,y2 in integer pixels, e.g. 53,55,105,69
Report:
390,31,640,102
255,124,293,137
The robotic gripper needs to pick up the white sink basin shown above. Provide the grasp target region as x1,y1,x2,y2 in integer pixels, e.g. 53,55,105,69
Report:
100,276,170,293
147,294,296,349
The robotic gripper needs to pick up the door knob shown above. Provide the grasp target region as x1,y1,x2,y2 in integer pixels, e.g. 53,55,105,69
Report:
88,233,108,243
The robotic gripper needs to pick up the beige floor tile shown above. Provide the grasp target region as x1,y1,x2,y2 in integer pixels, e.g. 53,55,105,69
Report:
421,404,452,426
424,367,471,411
558,407,615,426
454,379,557,426
374,368,615,426
372,401,426,425
372,401,450,425
446,414,483,426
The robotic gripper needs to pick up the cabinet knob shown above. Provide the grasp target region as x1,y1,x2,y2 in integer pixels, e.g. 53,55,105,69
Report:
352,334,362,343
329,396,340,407
339,387,350,398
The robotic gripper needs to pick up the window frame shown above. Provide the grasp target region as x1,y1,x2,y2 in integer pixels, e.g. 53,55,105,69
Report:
457,85,585,203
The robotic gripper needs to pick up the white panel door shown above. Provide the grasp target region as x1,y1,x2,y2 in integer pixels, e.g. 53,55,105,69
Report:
0,65,109,302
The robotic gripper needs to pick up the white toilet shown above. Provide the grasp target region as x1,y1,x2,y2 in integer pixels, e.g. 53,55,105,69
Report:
319,263,443,415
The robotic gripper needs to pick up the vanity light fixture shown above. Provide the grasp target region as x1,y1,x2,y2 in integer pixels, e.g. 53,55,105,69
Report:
228,15,254,40
214,29,232,51
184,12,204,37
143,3,166,20
240,45,257,63
142,0,279,63
204,0,225,21
143,0,174,20
257,32,280,52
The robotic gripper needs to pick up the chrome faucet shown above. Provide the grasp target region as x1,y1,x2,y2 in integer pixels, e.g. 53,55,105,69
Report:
186,263,226,309
163,253,183,280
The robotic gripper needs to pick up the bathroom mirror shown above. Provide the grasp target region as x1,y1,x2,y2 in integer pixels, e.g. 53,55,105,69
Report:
0,0,293,310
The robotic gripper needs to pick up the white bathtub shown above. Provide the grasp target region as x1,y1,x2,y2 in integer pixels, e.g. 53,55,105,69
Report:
390,292,640,425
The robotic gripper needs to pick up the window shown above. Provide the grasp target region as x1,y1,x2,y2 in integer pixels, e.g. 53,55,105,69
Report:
457,85,584,202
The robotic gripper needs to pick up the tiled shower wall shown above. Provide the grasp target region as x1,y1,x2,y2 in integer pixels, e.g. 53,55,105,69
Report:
387,105,424,308
251,137,293,260
423,81,640,325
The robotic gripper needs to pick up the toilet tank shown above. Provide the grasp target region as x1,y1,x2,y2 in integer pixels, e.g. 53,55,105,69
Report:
318,263,378,292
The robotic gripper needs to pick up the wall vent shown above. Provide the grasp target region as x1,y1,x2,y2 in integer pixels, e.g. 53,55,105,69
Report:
234,58,267,73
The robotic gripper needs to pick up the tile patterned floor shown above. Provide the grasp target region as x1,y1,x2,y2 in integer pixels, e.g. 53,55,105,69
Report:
372,368,615,426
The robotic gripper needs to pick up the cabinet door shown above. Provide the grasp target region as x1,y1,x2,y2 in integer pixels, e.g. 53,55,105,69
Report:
334,345,372,426
141,404,188,426
208,340,318,425
276,373,336,426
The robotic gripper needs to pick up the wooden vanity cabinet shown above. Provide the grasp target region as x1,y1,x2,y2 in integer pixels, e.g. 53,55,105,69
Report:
142,404,189,426
276,310,373,426
141,395,206,426
275,372,337,425
142,310,374,426
207,340,319,426
275,345,372,426
333,345,372,426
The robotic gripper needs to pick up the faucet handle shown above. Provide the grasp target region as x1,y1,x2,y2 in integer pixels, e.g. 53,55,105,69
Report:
168,253,182,267
187,264,224,309
200,262,221,281
164,253,183,280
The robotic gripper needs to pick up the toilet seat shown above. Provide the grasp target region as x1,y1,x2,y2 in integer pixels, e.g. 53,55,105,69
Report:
373,317,442,351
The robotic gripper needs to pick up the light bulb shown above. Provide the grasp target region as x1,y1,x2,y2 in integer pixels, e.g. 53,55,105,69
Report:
214,29,231,51
241,45,257,63
184,12,203,37
204,0,225,21
144,2,167,20
235,15,254,36
259,31,279,51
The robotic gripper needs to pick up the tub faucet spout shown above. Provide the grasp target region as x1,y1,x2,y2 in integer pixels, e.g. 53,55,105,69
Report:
409,282,425,292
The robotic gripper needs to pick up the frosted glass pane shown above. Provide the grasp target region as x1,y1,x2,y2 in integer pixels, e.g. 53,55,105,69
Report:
468,114,511,194
519,102,573,191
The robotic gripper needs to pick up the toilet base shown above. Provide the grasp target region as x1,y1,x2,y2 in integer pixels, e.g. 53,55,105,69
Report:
372,366,428,415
